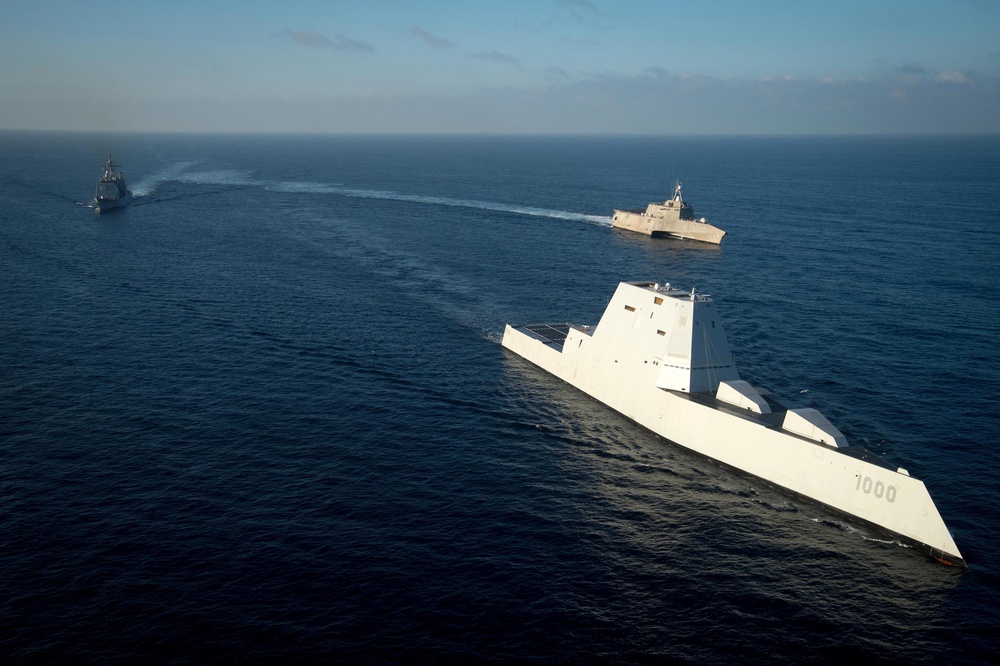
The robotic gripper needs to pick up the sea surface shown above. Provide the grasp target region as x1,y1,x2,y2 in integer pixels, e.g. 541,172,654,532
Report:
2,132,999,664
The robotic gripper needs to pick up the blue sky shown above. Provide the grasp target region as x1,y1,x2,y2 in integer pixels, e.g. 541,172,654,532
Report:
2,0,998,133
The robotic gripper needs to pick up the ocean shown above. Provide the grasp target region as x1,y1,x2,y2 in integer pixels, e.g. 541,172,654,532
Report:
2,132,998,664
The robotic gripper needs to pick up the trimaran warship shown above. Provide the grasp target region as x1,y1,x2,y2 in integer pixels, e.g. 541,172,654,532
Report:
502,281,964,567
612,182,726,244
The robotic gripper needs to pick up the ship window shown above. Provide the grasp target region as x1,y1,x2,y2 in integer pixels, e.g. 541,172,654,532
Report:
654,297,663,305
624,305,635,312
712,321,716,328
657,330,666,336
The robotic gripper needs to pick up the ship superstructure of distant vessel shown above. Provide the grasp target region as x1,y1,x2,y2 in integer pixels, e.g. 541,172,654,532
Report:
93,153,133,212
612,182,725,244
502,281,964,567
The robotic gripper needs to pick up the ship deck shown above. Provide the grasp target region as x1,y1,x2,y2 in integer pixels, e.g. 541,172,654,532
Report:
512,323,592,352
507,322,895,471
668,390,895,469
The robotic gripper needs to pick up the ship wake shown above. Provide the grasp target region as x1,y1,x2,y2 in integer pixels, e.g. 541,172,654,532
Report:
270,180,611,227
120,162,610,227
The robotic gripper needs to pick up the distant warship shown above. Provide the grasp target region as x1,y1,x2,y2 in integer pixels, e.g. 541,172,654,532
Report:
612,182,725,244
93,154,133,212
503,280,964,567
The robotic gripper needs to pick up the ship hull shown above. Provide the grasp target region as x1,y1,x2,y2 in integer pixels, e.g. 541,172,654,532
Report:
94,191,133,212
612,209,726,244
501,282,963,567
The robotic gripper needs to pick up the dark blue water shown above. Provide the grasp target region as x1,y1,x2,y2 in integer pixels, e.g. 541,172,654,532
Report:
2,132,999,664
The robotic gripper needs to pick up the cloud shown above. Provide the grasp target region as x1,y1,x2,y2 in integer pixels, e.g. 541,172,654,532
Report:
411,26,452,48
544,66,571,80
469,51,519,64
556,0,610,29
560,0,601,12
400,68,1000,134
935,69,968,84
273,29,374,51
10,64,999,134
557,0,603,17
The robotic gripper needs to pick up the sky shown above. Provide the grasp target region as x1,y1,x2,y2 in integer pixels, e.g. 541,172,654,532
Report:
2,0,999,134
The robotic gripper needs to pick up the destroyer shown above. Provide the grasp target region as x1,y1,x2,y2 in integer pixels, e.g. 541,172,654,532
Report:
93,153,133,212
612,182,725,244
502,281,964,567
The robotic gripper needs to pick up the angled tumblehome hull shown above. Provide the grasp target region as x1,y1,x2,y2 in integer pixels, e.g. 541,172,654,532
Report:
502,281,963,567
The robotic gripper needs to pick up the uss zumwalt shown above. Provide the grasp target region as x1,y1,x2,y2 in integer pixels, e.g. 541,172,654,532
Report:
612,182,725,244
502,281,964,567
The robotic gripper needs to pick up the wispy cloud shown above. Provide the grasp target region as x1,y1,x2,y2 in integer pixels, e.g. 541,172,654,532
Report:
935,69,968,84
545,66,571,80
469,51,518,64
411,26,452,48
558,0,602,15
273,29,374,51
556,0,611,29
22,61,998,134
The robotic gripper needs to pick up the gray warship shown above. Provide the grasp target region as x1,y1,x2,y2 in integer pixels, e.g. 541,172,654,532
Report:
612,182,726,244
93,154,133,212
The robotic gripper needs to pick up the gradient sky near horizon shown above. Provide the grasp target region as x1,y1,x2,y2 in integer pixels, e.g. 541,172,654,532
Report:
2,0,999,134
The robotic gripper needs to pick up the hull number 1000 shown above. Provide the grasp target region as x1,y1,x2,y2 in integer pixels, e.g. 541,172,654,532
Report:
856,474,897,503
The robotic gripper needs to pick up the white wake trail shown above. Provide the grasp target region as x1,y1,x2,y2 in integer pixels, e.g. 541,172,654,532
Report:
269,181,611,226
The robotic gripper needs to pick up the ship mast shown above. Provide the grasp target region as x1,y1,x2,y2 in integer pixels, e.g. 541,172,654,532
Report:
672,181,683,203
